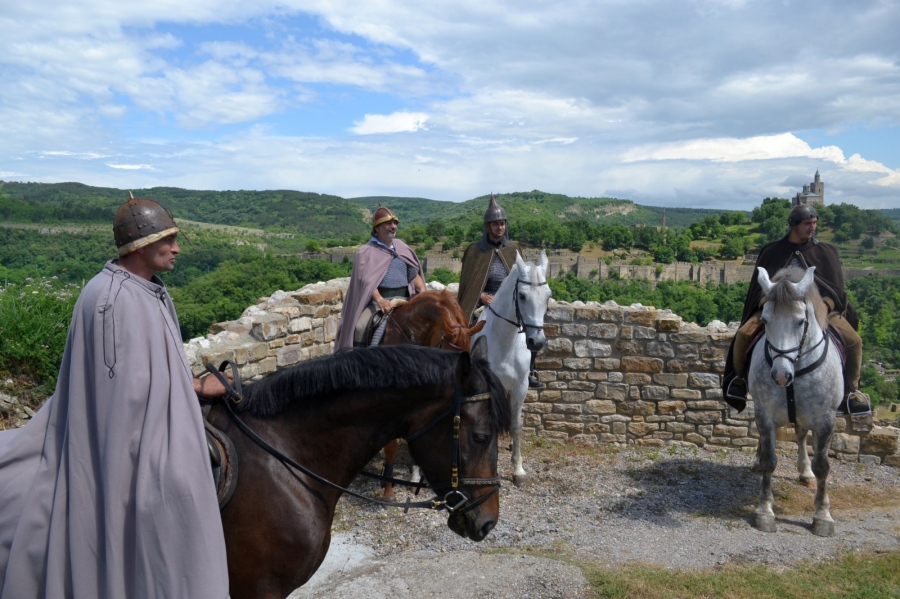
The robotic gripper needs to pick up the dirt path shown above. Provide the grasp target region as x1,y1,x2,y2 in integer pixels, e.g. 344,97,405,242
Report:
291,441,900,598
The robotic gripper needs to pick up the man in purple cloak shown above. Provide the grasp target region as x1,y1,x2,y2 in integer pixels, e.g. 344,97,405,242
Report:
334,207,426,352
0,196,230,598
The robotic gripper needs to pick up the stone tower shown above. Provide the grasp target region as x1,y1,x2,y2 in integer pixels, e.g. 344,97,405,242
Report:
793,170,825,207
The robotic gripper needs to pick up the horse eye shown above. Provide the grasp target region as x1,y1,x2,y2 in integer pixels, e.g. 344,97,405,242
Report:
473,433,490,443
518,293,526,301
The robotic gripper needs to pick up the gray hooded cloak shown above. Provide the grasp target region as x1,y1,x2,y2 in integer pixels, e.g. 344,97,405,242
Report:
0,261,228,598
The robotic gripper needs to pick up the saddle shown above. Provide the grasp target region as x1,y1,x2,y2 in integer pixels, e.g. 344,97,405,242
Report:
360,298,408,346
203,409,238,510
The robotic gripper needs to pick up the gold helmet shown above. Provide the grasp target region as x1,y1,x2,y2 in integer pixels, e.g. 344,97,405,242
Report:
372,206,399,228
113,193,179,256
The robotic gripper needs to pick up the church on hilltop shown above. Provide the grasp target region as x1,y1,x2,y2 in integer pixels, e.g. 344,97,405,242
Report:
792,170,825,207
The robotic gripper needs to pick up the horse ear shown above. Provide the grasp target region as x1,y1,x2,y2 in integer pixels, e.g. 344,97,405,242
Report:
757,267,774,295
539,249,549,271
515,250,526,270
795,266,816,296
470,335,489,362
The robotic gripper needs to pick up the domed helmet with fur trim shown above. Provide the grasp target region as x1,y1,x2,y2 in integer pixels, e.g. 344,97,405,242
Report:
113,194,179,256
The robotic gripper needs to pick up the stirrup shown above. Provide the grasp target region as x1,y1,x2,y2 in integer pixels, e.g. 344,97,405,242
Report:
842,390,872,416
725,377,747,401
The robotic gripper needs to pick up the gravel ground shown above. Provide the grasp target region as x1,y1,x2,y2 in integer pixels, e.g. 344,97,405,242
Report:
293,438,900,598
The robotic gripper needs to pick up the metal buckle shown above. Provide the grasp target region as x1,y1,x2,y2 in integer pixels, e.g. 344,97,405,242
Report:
442,490,469,513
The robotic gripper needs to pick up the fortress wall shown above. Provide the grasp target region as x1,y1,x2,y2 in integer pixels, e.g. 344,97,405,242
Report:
185,279,899,466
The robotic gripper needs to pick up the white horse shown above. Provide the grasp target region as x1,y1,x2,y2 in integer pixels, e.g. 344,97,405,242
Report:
749,265,844,537
472,250,551,486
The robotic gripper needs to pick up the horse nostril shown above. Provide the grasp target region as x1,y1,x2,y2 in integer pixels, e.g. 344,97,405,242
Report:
480,519,496,539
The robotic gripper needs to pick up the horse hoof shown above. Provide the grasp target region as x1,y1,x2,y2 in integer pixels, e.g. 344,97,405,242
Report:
811,518,835,537
382,489,395,501
750,460,762,474
512,474,529,487
800,477,817,489
754,513,776,533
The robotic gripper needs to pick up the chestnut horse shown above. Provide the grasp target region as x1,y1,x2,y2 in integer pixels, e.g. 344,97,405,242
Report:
210,341,510,599
378,290,485,499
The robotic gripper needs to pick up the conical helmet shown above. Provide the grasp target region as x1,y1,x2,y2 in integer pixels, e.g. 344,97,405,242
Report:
372,206,399,228
483,194,507,223
113,194,179,256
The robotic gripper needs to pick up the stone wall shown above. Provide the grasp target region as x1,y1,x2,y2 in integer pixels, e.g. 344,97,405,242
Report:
185,279,900,466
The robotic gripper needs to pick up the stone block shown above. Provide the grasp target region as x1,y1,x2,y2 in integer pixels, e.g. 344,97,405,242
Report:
685,433,707,447
257,357,277,375
675,345,700,360
563,358,592,370
588,323,619,339
620,356,664,373
523,402,553,414
633,326,657,339
629,422,658,437
860,427,899,456
656,401,685,416
250,313,289,341
597,307,624,322
574,339,613,358
669,331,710,343
276,345,304,367
544,323,561,337
292,288,342,304
561,323,588,337
685,411,722,424
671,388,702,400
596,383,628,400
547,305,575,322
553,404,584,415
624,373,652,385
619,400,656,416
288,316,313,333
546,338,574,356
689,373,720,388
574,306,600,320
641,385,669,401
654,373,688,387
615,340,643,355
595,358,620,370
585,400,617,415
561,391,594,403
624,309,658,326
656,317,682,331
646,342,675,358
713,424,748,437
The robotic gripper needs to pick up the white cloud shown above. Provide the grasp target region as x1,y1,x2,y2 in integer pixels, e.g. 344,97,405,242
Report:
106,163,155,170
352,111,429,135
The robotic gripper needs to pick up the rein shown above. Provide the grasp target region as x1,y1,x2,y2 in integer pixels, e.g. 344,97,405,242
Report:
205,362,500,515
487,277,548,334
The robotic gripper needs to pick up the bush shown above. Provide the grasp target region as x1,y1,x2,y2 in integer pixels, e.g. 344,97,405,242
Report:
0,278,81,395
426,267,460,285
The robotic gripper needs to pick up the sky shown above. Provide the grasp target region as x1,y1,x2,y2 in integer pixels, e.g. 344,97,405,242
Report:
1,0,899,210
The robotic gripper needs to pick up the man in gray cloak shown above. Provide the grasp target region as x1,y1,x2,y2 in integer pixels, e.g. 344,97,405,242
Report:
0,196,230,598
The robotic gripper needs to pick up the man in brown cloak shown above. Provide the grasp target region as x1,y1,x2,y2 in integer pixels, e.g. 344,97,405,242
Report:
0,196,230,598
722,203,869,416
457,195,542,388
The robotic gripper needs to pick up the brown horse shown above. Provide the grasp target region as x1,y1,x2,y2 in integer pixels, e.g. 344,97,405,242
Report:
210,341,510,599
379,289,485,499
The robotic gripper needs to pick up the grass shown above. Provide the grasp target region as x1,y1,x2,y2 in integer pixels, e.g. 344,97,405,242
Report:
581,551,900,599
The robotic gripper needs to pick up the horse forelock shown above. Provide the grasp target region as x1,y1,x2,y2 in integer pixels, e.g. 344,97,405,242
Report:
239,345,460,417
767,266,827,329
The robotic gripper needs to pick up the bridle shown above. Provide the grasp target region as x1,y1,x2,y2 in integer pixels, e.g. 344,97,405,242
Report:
762,311,831,424
205,361,500,515
487,277,548,334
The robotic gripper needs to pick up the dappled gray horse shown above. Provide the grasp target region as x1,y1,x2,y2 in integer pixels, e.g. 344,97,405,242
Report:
748,265,843,536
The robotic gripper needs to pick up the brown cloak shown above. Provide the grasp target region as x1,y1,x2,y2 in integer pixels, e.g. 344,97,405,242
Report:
457,236,522,324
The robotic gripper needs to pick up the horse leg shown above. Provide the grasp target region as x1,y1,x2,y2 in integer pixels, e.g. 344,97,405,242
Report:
754,426,778,532
794,427,815,487
810,428,836,537
382,440,398,500
511,430,528,486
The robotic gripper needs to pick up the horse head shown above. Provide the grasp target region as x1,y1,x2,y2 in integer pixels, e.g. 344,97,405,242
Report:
406,337,511,541
758,265,821,387
513,249,551,352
